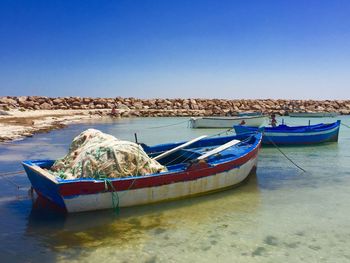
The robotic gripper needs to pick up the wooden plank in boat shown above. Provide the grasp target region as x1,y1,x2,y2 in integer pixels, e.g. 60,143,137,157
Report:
153,135,207,161
197,139,241,160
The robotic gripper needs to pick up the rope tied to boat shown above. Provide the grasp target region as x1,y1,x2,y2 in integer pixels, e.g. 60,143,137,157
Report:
91,149,122,214
145,119,190,129
341,123,350,129
265,135,307,173
0,170,25,177
101,141,142,214
0,170,25,189
207,128,234,138
103,178,120,215
0,174,22,189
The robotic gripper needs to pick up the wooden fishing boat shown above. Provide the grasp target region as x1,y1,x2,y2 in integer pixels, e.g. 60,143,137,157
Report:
233,120,340,145
288,112,338,118
22,133,263,213
189,115,268,128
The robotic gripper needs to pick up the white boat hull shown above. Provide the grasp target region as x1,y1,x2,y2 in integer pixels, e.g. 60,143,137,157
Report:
190,116,267,128
63,156,258,213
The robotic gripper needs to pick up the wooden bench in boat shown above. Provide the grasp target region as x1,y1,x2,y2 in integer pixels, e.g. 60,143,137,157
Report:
197,139,241,160
153,135,207,161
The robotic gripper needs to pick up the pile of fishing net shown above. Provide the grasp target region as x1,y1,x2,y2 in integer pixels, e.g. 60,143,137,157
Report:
50,129,167,179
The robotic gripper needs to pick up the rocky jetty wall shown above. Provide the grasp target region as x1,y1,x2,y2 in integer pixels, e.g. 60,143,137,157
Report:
1,96,350,117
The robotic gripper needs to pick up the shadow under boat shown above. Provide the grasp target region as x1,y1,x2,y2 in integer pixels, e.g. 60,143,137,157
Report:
25,169,261,248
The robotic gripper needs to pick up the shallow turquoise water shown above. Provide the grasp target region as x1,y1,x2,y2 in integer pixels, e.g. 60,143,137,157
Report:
1,116,350,262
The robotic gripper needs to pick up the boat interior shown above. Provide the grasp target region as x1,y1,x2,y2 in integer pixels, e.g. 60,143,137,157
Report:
142,134,257,169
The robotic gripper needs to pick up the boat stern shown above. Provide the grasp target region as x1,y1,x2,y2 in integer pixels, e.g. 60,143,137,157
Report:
332,120,341,142
22,160,66,210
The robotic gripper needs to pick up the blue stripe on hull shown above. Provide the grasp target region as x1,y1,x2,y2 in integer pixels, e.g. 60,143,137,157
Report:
262,128,339,145
234,121,340,145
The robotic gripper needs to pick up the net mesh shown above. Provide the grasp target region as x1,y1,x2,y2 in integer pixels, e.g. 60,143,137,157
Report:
50,129,167,179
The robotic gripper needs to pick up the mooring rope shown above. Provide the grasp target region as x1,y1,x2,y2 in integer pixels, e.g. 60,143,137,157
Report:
341,123,350,129
207,128,234,138
0,174,22,189
145,119,190,129
265,136,307,173
0,170,25,177
0,169,25,189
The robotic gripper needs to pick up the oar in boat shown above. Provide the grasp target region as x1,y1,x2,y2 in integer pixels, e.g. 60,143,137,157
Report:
153,135,208,161
197,139,241,161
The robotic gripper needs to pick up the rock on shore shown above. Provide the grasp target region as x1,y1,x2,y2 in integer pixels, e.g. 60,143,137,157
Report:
1,96,349,116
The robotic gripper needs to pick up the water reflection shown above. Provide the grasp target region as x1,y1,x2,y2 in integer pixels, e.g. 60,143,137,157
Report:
25,172,260,255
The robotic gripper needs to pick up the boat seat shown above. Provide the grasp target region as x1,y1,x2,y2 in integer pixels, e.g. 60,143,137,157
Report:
197,139,241,160
153,135,207,161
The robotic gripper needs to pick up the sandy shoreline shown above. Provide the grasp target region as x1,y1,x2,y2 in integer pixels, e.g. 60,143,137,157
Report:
0,109,109,143
0,108,202,143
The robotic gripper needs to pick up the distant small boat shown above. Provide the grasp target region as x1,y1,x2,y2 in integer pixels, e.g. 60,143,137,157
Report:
237,112,263,117
288,112,338,118
22,133,262,213
189,115,268,128
233,120,340,145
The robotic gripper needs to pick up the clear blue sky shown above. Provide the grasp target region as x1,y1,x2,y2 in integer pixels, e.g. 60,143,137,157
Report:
1,0,350,99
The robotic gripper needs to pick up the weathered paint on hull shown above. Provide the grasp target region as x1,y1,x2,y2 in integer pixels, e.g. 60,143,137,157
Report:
63,156,258,213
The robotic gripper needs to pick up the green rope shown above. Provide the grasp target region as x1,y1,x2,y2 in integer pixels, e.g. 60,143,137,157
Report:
102,178,120,215
52,142,152,214
57,170,67,179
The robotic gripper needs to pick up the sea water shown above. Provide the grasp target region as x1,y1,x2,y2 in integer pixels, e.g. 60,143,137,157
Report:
0,116,350,262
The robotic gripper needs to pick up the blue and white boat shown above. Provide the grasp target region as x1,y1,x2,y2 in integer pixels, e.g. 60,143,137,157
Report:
22,133,262,213
233,120,341,145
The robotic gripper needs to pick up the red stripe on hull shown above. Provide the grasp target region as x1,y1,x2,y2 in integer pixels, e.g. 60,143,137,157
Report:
59,144,260,197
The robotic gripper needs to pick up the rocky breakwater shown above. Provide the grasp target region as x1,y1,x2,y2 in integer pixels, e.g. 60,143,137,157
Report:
1,96,349,142
1,96,350,116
